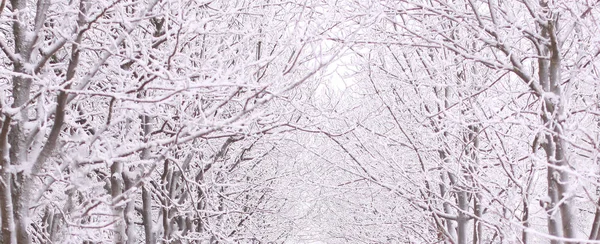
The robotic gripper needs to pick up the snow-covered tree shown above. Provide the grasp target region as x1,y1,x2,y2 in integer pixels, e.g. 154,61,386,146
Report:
0,0,343,243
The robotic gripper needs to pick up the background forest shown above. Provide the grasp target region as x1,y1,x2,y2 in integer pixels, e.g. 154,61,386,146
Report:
0,0,599,243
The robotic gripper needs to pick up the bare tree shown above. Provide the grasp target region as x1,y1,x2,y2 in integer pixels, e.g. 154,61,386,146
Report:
0,0,340,243
297,0,600,243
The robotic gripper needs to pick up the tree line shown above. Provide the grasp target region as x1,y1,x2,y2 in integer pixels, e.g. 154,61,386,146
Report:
0,0,599,243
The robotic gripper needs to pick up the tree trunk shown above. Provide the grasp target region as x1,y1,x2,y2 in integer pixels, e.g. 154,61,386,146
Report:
469,126,482,244
456,190,468,244
111,161,126,244
141,114,154,244
439,171,458,242
539,16,575,242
